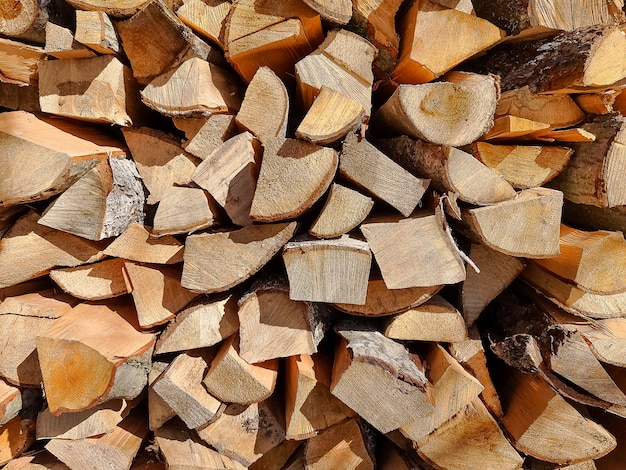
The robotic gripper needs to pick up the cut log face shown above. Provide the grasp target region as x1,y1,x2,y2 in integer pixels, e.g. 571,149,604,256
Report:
331,326,435,434
282,236,372,305
36,300,155,414
65,0,153,17
3,451,71,470
103,224,183,264
360,213,466,289
153,186,219,237
577,318,626,368
0,0,38,37
176,0,231,48
248,439,301,470
45,22,96,59
0,417,35,466
74,10,120,55
50,257,128,301
182,114,238,159
374,72,499,147
148,360,175,431
0,38,44,86
182,222,297,293
0,380,20,427
250,137,338,222
302,0,351,24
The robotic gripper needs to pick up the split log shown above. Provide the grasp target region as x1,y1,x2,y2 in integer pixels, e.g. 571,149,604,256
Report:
330,325,435,434
481,115,551,141
248,439,301,470
302,0,351,24
123,262,199,329
250,137,338,222
181,222,297,293
575,318,626,368
74,10,120,55
373,72,499,147
36,300,155,414
176,0,231,48
0,417,35,466
309,183,373,239
0,38,44,86
38,157,145,241
45,22,95,59
49,258,128,300
148,360,175,431
182,114,238,159
0,0,39,39
103,224,183,264
155,293,239,355
237,280,329,363
393,0,503,84
282,236,372,305
203,334,278,405
196,400,285,467
472,142,574,189
153,186,220,237
3,451,70,470
379,135,517,205
340,133,429,217
574,91,618,114
462,187,563,258
64,0,152,17
0,380,21,426
360,213,466,289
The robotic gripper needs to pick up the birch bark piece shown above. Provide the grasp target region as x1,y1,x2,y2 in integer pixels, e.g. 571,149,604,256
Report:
176,0,231,48
181,222,297,293
49,258,128,301
282,236,372,305
0,38,44,86
36,300,155,414
64,0,153,17
360,213,466,289
0,380,20,426
103,224,184,264
301,0,352,24
340,133,429,217
309,183,373,239
182,114,237,159
153,186,220,237
250,137,338,222
45,22,96,59
74,10,120,55
374,72,499,147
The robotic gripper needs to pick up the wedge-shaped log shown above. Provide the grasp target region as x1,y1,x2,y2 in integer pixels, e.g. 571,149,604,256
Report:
141,57,243,117
0,38,44,86
575,318,626,368
401,344,483,442
384,295,468,342
237,280,329,363
473,142,573,189
380,135,516,205
340,133,429,217
309,184,373,239
374,72,499,147
203,334,278,405
155,294,239,355
360,213,466,289
38,157,144,241
302,0,351,24
148,360,175,432
0,380,21,426
151,351,222,430
45,22,95,59
176,0,231,48
250,137,338,222
416,398,523,470
37,300,155,414
393,0,503,84
0,417,35,466
192,132,261,226
0,111,124,207
123,262,198,329
0,290,76,387
104,224,183,264
482,115,551,141
575,91,618,114
74,10,120,55
197,400,285,467
463,187,562,258
122,127,200,205
65,0,152,17
183,114,237,159
248,440,301,470
283,236,372,305
3,451,70,470
223,0,324,82
331,325,435,434
153,186,219,237
182,222,297,293
50,258,128,301
285,353,355,440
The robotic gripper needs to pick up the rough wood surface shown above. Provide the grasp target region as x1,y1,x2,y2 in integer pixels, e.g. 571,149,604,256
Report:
176,0,231,48
45,22,95,59
64,0,152,17
153,186,220,236
49,258,128,300
182,114,237,159
0,38,44,86
74,10,120,55
0,417,35,466
309,184,374,239
103,224,184,264
0,380,20,426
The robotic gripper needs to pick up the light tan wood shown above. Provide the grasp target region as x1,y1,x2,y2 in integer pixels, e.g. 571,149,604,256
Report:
309,183,373,239
182,114,237,159
182,222,297,293
248,439,301,470
103,224,184,264
577,318,626,368
331,326,434,434
302,0,351,24
65,0,152,17
285,353,355,440
525,460,597,470
360,213,466,289
462,243,525,326
0,0,38,37
0,289,76,387
36,300,155,414
177,0,231,48
463,187,562,258
340,133,429,217
375,72,499,147
379,135,516,205
123,262,199,329
223,0,324,82
50,258,128,301
155,293,239,355
282,235,372,305
39,55,140,126
45,413,147,470
151,351,222,430
153,186,220,236
0,380,20,426
45,22,96,59
192,132,261,226
416,398,523,470
304,418,374,470
0,37,44,86
197,400,285,467
0,416,35,466
473,141,574,189
148,360,175,431
384,295,468,342
38,157,145,241
393,0,502,84
482,115,552,141
3,451,70,470
539,127,597,143
574,91,618,114
235,66,289,141
141,57,243,117
74,10,120,55
237,280,329,363
203,334,278,405
250,137,338,222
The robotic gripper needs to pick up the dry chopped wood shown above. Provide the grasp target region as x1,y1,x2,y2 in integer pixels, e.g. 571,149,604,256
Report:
103,224,183,264
49,258,128,300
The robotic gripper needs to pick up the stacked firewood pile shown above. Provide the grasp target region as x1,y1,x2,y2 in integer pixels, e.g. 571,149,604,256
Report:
3,0,626,468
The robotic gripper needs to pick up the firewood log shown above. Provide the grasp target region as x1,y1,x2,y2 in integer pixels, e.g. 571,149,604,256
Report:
0,417,35,466
175,0,231,48
3,451,70,470
49,258,128,300
302,0,351,24
496,87,585,127
309,183,373,239
0,38,44,86
74,10,120,55
102,225,182,265
481,115,551,141
153,186,220,237
248,439,301,470
0,0,39,39
44,22,95,59
64,0,152,17
148,360,175,431
0,82,40,113
182,114,237,158
0,380,20,426
574,91,618,114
